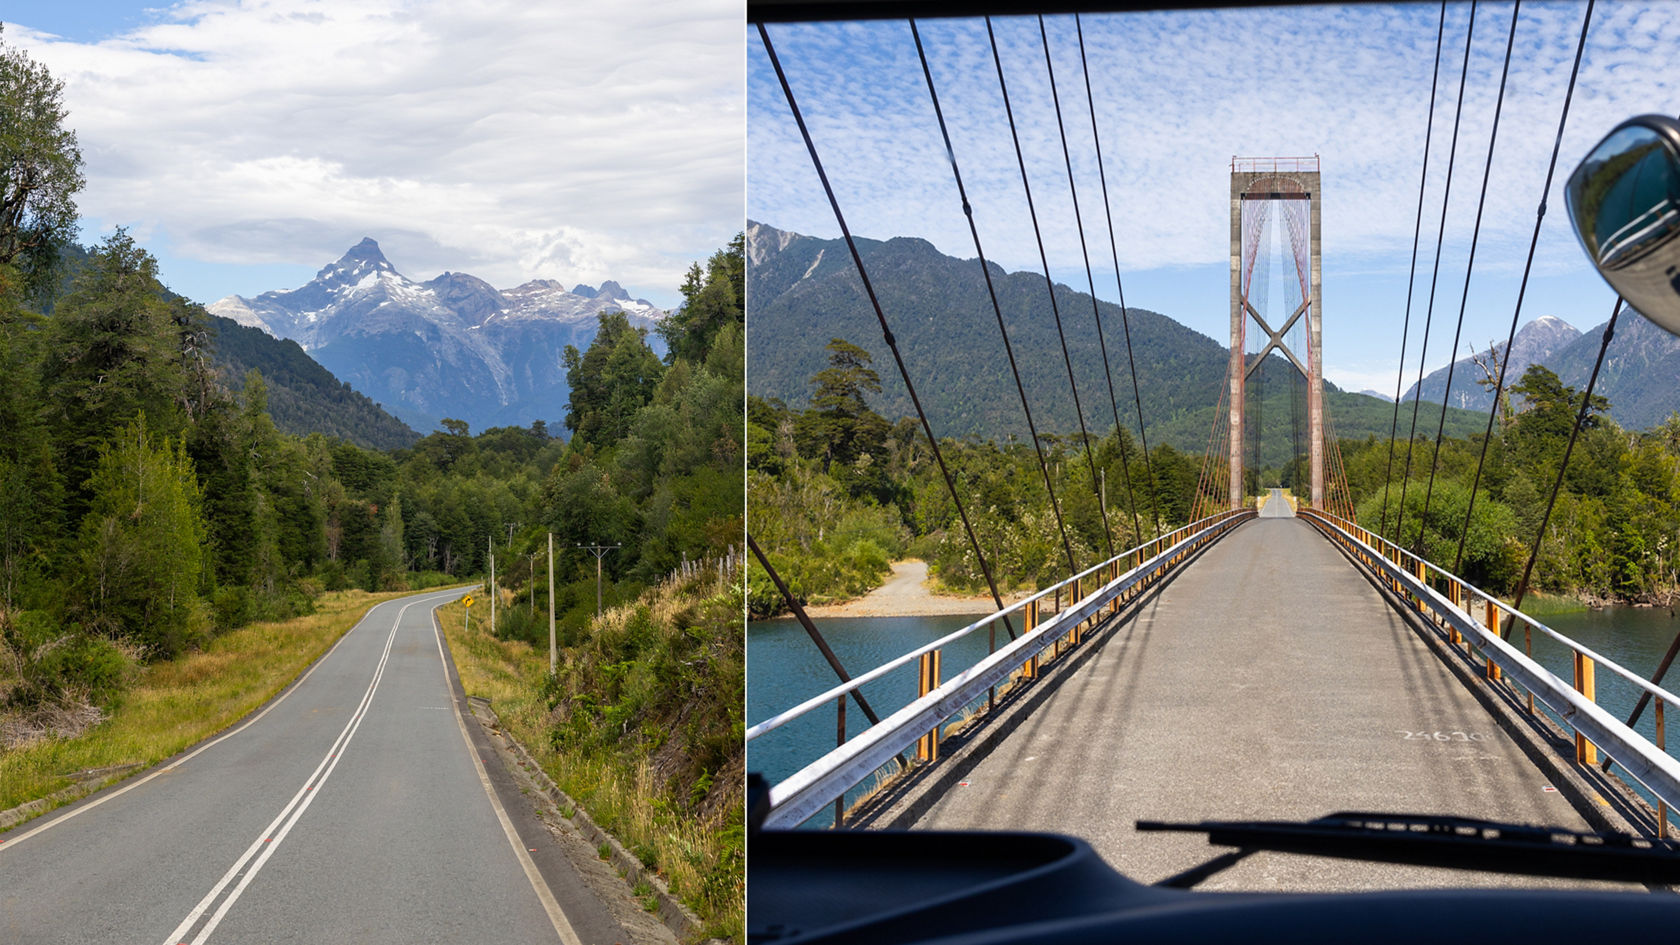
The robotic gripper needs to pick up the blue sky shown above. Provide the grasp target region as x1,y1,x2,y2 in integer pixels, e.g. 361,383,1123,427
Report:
4,0,743,308
748,3,1679,396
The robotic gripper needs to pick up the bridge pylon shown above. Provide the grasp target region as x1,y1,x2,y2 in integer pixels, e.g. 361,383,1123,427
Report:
1229,156,1323,510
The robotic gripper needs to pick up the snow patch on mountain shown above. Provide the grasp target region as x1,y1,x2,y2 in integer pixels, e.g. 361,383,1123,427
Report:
206,238,666,432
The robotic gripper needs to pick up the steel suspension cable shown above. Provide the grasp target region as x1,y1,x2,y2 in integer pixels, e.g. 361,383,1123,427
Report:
1191,382,1228,521
1380,0,1448,539
1076,12,1163,539
1509,301,1622,621
1453,0,1597,577
1420,0,1519,533
986,15,1114,563
1395,0,1478,552
1249,205,1270,488
759,23,1020,635
1038,15,1125,554
908,18,1078,577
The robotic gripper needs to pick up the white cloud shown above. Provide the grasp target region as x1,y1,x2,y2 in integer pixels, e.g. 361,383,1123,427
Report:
10,0,742,302
748,2,1676,391
749,2,1678,297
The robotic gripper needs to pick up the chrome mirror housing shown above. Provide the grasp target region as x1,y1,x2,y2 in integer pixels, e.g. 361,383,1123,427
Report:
1565,114,1680,336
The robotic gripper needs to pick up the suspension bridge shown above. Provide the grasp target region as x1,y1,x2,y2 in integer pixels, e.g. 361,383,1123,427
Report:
748,1,1680,897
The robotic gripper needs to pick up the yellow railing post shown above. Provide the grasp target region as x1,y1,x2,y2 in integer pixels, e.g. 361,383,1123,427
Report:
1659,699,1669,840
1483,599,1502,681
1573,652,1597,765
917,649,941,762
1448,583,1462,646
1022,598,1039,680
1062,577,1080,657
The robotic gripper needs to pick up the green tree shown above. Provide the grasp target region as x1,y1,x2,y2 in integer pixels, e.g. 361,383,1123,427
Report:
39,231,196,509
72,420,209,659
1507,364,1608,470
563,311,665,450
658,233,743,363
0,27,85,296
794,338,891,487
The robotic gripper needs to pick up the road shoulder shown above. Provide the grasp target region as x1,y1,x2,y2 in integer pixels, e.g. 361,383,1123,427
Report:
432,605,687,945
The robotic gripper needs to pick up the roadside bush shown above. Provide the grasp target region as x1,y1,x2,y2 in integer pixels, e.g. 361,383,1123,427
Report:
212,585,253,631
2,611,135,709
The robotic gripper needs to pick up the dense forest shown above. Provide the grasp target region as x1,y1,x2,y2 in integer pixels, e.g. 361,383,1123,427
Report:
747,338,1202,617
0,223,746,720
749,335,1680,618
0,19,744,740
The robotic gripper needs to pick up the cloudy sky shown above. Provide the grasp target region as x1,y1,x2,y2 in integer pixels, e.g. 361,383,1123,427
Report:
749,2,1678,396
4,0,743,309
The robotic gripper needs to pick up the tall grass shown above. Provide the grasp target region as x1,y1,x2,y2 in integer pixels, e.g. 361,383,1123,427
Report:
439,569,744,943
0,588,419,816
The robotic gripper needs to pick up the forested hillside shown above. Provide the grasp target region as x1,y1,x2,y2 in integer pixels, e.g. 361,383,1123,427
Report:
207,314,420,451
39,242,418,450
746,221,1485,464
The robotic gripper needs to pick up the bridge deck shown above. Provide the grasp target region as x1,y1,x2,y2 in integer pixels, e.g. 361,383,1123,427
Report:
910,515,1631,891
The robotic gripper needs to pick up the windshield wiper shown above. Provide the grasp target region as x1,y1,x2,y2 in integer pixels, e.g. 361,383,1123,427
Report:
1137,812,1680,889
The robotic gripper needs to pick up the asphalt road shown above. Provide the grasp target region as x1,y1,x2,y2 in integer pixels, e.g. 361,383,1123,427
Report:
912,518,1636,892
0,587,634,945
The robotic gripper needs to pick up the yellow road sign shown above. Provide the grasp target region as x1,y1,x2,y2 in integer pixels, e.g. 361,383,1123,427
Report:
462,595,474,608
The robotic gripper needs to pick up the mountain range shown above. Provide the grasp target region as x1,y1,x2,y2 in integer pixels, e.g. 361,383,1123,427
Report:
1403,312,1680,431
745,221,1485,465
209,239,664,433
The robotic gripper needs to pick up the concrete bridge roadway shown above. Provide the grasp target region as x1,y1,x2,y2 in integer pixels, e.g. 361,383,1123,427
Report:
0,587,660,945
900,497,1638,892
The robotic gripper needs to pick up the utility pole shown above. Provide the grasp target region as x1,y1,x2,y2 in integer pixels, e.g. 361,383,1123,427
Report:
547,532,556,676
577,542,621,620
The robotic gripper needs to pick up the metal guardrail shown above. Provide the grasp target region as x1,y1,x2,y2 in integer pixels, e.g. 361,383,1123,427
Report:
753,508,1255,829
1301,508,1680,836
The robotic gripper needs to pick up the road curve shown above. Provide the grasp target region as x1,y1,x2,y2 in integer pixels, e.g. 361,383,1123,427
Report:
0,587,631,945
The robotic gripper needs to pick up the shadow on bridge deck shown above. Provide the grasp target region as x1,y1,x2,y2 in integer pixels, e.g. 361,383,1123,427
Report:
891,516,1638,892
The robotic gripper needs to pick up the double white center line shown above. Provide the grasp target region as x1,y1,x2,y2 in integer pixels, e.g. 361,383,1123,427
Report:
160,593,444,945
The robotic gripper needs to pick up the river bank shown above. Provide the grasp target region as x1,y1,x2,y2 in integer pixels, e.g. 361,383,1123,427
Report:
801,559,1027,618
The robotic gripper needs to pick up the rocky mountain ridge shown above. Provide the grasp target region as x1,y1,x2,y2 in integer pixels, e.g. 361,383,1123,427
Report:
1404,311,1680,431
209,239,663,432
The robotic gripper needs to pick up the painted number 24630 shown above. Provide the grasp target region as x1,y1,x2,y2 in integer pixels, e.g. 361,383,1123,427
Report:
1398,730,1488,741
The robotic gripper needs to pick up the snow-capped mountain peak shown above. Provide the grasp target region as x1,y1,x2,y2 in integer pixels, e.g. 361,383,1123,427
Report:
205,240,666,433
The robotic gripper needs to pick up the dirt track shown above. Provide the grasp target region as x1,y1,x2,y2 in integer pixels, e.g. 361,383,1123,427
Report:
801,560,1020,618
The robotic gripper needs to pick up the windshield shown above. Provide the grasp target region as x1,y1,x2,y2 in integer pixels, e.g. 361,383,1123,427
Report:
744,0,1680,901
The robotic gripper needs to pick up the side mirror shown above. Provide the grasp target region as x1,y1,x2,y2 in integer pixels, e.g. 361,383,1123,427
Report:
1565,114,1680,336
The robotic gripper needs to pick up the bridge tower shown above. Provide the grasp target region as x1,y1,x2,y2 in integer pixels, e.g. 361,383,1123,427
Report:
1228,157,1323,509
